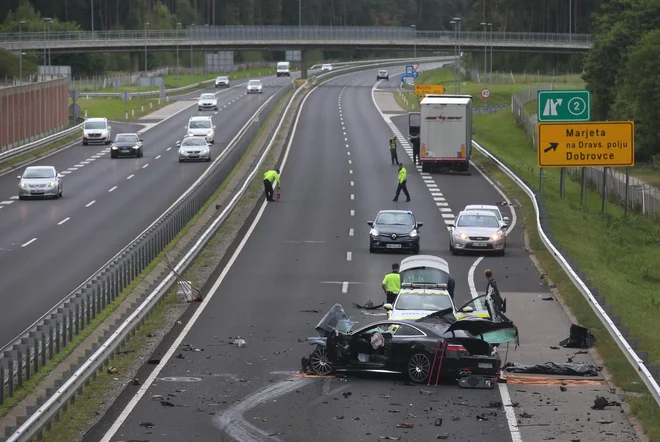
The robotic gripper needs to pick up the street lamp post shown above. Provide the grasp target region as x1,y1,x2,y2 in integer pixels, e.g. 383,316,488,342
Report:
298,0,302,39
43,18,51,80
480,22,487,87
569,0,572,42
47,20,52,66
190,24,195,83
19,21,26,83
144,22,150,73
453,17,461,94
91,0,94,35
176,23,182,88
411,25,417,60
450,20,457,93
488,23,493,87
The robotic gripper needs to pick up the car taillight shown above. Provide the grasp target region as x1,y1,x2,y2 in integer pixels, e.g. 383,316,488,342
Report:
446,344,467,352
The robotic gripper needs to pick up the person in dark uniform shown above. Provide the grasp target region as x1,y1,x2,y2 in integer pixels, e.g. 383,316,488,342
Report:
389,136,400,165
411,135,421,165
446,274,456,300
484,269,505,315
393,164,410,202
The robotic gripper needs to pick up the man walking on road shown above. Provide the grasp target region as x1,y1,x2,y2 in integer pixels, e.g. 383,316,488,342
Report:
484,269,506,318
393,163,411,202
447,274,456,300
389,135,400,165
263,169,280,202
382,263,401,304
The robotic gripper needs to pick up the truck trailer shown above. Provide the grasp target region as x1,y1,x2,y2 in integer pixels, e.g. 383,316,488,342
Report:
408,94,473,173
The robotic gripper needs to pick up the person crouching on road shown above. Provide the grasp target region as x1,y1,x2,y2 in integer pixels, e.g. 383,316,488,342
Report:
393,163,411,202
389,135,400,165
382,263,401,304
263,169,280,202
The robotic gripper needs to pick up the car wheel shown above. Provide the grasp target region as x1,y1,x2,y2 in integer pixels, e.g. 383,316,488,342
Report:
18,196,26,201
497,249,506,256
179,159,184,163
59,188,63,198
82,140,88,146
111,152,117,159
139,150,144,158
369,240,376,253
206,157,211,162
412,244,420,254
451,247,459,256
309,346,334,376
407,352,432,384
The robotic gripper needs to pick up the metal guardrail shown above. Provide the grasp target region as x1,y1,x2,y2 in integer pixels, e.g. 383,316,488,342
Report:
470,140,660,407
0,123,83,163
1,58,440,441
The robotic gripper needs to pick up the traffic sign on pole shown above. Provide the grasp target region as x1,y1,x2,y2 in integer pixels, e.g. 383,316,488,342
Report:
537,121,634,168
415,84,445,95
480,88,491,99
537,90,592,122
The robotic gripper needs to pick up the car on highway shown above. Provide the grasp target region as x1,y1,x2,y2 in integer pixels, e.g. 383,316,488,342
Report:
110,133,143,158
448,210,507,256
177,136,211,162
185,116,215,144
305,303,518,384
198,93,218,111
215,76,230,88
82,117,112,145
17,166,63,200
246,79,263,94
321,63,333,71
377,69,389,81
368,210,422,254
463,204,510,228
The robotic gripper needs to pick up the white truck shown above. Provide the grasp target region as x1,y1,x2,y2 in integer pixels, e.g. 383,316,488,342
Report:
408,94,473,173
276,61,291,77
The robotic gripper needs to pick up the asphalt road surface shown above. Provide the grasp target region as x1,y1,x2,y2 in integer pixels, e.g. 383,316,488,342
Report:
0,73,294,347
86,64,638,442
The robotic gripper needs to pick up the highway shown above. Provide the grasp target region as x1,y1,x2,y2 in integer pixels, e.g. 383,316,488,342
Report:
83,65,639,442
0,73,295,348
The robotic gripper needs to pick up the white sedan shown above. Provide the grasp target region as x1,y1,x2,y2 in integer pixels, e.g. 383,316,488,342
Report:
198,93,218,111
246,79,263,94
321,64,333,72
463,204,510,228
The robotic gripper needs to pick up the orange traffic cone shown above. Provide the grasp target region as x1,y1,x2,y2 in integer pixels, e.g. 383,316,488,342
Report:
276,188,281,201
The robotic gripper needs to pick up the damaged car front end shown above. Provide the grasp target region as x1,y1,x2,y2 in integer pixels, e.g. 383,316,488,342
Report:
303,304,519,386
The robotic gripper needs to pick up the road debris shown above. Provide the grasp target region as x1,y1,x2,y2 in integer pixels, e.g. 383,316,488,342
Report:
420,389,433,395
107,366,117,374
598,419,614,424
139,422,156,428
342,391,352,398
334,416,344,420
437,435,450,440
151,395,164,402
503,361,600,376
434,418,443,426
396,423,414,428
132,378,141,386
560,324,596,348
519,412,533,418
591,396,621,410
300,309,320,313
233,337,247,348
476,414,489,421
182,343,204,352
352,300,384,310
377,437,401,441
560,386,567,392
147,358,160,364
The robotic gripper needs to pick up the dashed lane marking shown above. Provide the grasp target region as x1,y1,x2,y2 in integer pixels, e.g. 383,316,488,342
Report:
9,196,18,200
155,155,161,159
57,217,70,225
0,201,14,205
85,200,96,207
109,186,117,192
21,238,37,247
127,174,134,180
346,251,352,261
349,228,354,236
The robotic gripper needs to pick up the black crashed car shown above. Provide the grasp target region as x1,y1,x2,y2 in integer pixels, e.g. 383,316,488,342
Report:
368,210,422,254
305,304,518,384
110,133,143,158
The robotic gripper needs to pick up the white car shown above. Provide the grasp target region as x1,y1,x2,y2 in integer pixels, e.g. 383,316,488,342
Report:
18,166,64,200
463,204,510,228
82,117,112,145
198,93,218,111
185,116,215,144
215,76,230,88
449,210,507,256
385,284,456,321
247,79,263,94
321,64,333,72
377,69,389,81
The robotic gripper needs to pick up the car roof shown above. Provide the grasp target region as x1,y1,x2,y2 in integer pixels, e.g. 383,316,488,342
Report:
457,210,498,218
116,133,138,137
189,116,212,120
464,204,500,211
86,117,106,121
25,165,55,171
248,79,261,82
377,209,415,216
400,255,449,273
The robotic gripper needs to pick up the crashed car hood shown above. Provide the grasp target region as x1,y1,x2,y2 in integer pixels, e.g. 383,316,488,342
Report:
445,317,518,344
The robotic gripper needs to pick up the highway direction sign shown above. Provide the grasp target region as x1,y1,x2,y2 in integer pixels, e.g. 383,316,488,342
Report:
537,90,591,122
481,88,491,99
537,121,634,168
415,84,445,95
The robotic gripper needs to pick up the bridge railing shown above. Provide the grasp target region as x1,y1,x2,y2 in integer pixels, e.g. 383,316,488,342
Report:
0,26,593,44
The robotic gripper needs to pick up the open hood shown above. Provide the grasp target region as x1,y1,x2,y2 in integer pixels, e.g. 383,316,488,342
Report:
445,317,519,345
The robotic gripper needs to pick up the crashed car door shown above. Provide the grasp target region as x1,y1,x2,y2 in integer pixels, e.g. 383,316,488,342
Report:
350,323,393,365
386,323,429,366
445,317,519,345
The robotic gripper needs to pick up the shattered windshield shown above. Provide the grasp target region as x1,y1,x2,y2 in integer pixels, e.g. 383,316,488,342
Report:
315,304,356,336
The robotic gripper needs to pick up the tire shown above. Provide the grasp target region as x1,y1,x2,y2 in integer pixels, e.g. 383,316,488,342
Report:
369,240,376,253
206,157,211,162
110,152,117,159
59,188,63,198
19,196,26,201
309,346,334,376
139,150,144,158
407,352,432,384
82,140,88,146
421,163,429,173
451,248,459,256
412,244,420,254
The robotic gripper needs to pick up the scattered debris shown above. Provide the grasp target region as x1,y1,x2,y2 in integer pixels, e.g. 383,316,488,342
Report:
437,435,450,440
300,309,320,313
560,324,596,349
434,418,443,426
598,420,614,424
352,300,384,310
560,386,567,392
541,296,554,301
268,432,284,437
486,401,502,408
139,422,156,428
151,395,165,402
420,389,433,395
388,410,401,413
132,378,141,386
377,437,401,441
352,417,360,421
233,337,247,348
107,366,117,374
503,362,600,376
342,391,352,398
458,375,495,389
592,396,621,410
476,414,489,421
147,358,160,365
394,382,415,386
334,416,344,420
519,412,533,418
396,423,414,428
549,346,560,350
175,353,185,359
182,344,204,352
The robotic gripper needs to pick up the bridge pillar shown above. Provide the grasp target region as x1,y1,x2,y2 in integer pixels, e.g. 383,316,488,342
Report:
130,52,140,73
300,49,308,79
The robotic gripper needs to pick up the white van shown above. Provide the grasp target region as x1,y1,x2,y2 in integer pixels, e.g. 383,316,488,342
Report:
276,61,291,77
82,117,112,145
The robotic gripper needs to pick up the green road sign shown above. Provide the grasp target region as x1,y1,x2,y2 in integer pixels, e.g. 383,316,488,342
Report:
537,90,591,122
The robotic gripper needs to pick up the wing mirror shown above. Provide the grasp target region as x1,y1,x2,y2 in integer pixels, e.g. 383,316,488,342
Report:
213,125,217,129
17,175,21,179
384,303,392,311
57,174,63,178
107,126,112,130
176,141,181,146
447,222,455,228
461,306,474,313
501,223,508,229
367,221,374,227
417,222,424,228
139,139,144,142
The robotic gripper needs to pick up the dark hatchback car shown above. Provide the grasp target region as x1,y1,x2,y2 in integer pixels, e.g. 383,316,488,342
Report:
305,304,518,384
110,133,143,158
368,210,422,254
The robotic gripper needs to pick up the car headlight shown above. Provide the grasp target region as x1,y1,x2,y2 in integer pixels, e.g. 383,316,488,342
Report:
20,182,27,189
111,146,118,150
187,132,194,136
410,230,418,238
132,145,139,149
48,181,57,187
207,130,214,137
370,229,379,237
458,232,468,239
491,232,503,240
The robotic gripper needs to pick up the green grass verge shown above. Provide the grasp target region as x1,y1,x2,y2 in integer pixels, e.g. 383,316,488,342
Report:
75,97,170,121
0,130,80,170
33,88,294,441
470,111,660,441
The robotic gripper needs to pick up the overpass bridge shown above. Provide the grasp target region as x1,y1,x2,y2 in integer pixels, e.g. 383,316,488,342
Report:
0,25,591,55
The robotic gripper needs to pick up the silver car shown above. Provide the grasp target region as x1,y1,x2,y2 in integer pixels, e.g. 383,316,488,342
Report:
18,166,63,200
448,210,507,256
185,116,215,144
215,76,230,88
177,136,211,162
246,79,263,94
198,93,218,111
463,204,510,228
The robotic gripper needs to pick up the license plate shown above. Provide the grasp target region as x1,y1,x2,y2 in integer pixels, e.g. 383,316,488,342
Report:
472,242,488,247
386,244,402,249
31,191,44,194
478,362,493,369
189,155,199,158
121,149,130,152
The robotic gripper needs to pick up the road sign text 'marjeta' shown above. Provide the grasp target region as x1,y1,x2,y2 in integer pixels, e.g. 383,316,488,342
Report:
537,121,634,168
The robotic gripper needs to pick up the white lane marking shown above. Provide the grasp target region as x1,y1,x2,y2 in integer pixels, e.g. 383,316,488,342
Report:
166,147,171,151
85,200,96,207
440,207,452,212
441,213,455,219
350,210,355,217
431,192,443,196
349,170,353,174
21,238,37,247
142,164,149,169
0,206,4,209
108,186,117,192
100,75,324,440
350,194,355,200
348,160,352,165
470,160,518,234
127,175,134,180
433,197,445,201
350,181,354,186
81,160,91,164
74,164,85,167
9,196,18,200
57,217,70,225
437,202,449,207
345,144,349,148
349,228,354,236
67,167,78,171
342,282,349,294
346,252,352,261
347,152,351,156
155,155,161,159
87,158,96,162
0,201,14,205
